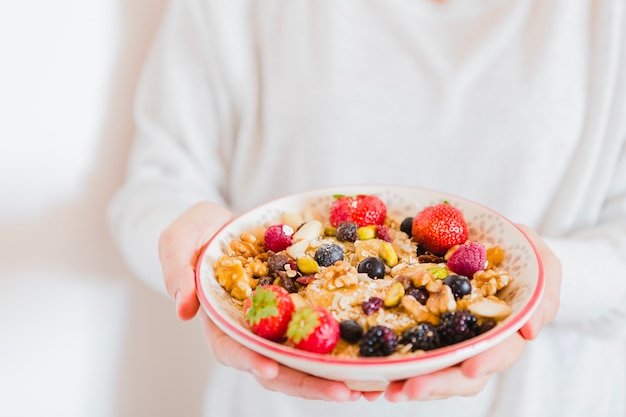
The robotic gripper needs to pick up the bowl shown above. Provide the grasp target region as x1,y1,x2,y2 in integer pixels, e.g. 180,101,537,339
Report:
195,185,544,391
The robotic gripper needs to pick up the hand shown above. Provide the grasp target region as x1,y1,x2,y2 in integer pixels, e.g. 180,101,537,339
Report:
158,201,233,320
383,224,562,401
158,202,363,401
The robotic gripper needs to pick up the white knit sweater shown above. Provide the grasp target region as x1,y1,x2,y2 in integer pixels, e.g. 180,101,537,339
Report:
108,0,626,415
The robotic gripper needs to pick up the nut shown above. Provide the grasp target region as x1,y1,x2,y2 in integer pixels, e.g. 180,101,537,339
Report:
379,241,399,267
318,260,359,290
384,282,405,307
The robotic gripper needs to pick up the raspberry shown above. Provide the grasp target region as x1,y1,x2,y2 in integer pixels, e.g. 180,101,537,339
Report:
362,297,384,315
447,242,487,278
400,323,441,351
359,325,398,357
438,310,479,346
264,224,294,252
375,225,392,242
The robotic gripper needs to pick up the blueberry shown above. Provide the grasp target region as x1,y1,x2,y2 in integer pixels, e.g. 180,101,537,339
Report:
357,256,386,279
443,274,472,300
400,217,414,238
314,243,344,267
339,320,364,344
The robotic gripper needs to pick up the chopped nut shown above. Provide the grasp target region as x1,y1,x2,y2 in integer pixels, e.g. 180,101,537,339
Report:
426,285,456,315
384,282,406,307
215,256,255,301
401,295,438,324
318,260,359,290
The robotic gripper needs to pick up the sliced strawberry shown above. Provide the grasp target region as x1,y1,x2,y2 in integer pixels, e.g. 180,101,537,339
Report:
329,195,387,227
244,285,295,342
412,203,469,256
286,306,340,354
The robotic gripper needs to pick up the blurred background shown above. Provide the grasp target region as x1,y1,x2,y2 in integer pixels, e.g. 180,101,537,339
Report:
0,1,214,416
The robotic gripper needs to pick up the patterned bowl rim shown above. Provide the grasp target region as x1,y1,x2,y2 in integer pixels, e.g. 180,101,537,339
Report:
195,185,545,367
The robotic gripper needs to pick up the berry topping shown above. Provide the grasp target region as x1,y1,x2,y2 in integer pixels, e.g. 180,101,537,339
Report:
287,306,340,354
406,286,430,305
329,195,387,227
339,320,364,344
400,217,414,238
411,203,469,255
357,256,386,279
267,252,294,274
447,242,487,277
443,274,472,300
400,323,441,351
244,285,296,342
438,310,479,346
264,224,295,252
375,225,393,242
335,222,358,242
314,243,344,267
359,325,398,357
362,296,384,315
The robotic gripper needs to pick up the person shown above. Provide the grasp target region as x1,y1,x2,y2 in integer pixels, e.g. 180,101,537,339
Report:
107,0,626,416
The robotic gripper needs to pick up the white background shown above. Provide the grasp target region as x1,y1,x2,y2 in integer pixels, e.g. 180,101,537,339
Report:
0,1,214,416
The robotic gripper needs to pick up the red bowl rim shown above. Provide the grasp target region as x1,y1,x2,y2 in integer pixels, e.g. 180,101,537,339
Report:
194,185,545,367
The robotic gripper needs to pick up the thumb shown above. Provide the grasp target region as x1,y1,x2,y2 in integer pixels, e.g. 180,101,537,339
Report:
158,202,233,321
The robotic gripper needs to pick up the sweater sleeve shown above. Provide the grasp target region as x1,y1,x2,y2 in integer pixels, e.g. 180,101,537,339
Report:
107,0,234,294
545,140,626,339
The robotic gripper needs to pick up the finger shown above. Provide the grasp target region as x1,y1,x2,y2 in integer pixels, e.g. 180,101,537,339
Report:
460,332,526,378
159,202,233,320
385,366,491,402
200,314,279,379
516,224,562,340
254,363,360,402
201,315,360,402
159,224,201,320
362,391,384,401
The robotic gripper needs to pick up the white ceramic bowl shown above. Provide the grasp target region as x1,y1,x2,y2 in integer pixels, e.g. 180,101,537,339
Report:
196,185,544,391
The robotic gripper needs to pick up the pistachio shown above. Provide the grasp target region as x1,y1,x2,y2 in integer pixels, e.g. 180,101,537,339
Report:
296,256,320,275
357,225,376,240
379,241,399,267
428,266,448,280
384,282,406,307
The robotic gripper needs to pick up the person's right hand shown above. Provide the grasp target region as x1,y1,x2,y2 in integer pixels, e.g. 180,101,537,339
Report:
158,201,233,321
157,201,363,402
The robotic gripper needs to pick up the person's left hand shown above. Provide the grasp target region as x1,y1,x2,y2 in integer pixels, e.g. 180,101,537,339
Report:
381,224,562,401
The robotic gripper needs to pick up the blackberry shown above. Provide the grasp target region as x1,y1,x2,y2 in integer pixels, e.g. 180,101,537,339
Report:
362,297,384,315
477,318,497,335
335,222,358,242
357,256,385,279
400,217,414,238
400,323,441,351
443,275,472,300
359,325,398,357
339,320,364,344
406,286,429,305
438,310,479,346
314,244,344,267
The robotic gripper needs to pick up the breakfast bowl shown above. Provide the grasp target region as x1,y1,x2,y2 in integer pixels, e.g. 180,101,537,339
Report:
195,185,544,391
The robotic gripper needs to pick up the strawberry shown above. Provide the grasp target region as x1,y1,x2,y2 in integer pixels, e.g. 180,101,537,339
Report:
447,242,487,277
286,306,340,354
329,194,387,227
411,203,469,256
244,285,295,342
264,224,294,252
